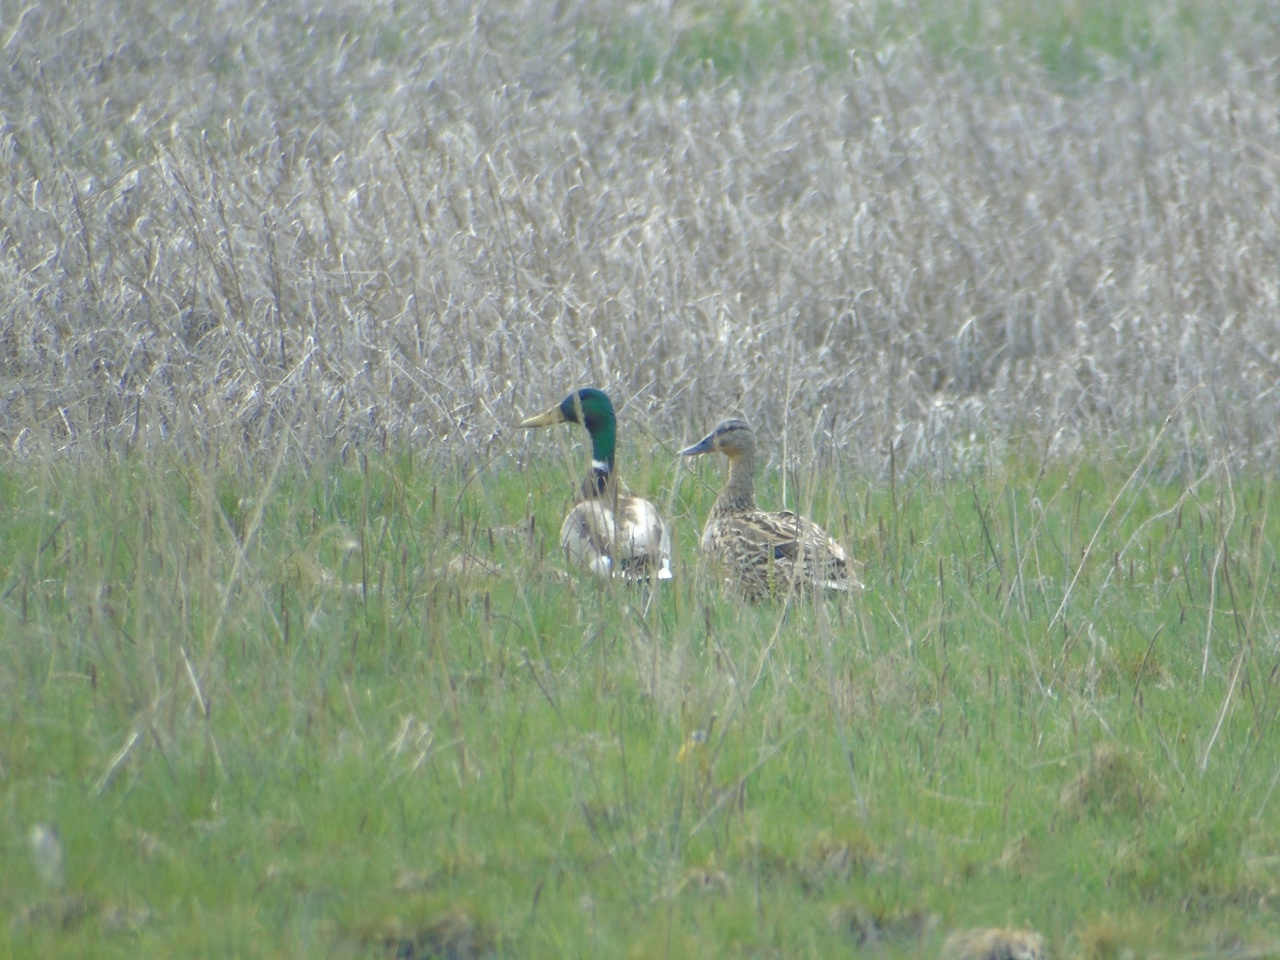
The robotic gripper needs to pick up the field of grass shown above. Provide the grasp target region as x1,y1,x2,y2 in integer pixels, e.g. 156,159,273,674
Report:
3,0,1280,956
4,445,1280,958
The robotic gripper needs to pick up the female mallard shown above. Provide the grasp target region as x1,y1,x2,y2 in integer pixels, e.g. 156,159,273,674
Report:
680,418,859,602
521,388,672,582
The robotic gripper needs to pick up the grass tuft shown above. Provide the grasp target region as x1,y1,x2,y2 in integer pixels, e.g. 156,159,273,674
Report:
1056,744,1156,820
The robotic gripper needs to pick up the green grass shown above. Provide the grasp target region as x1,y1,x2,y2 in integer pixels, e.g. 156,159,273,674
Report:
3,442,1279,958
577,0,1253,86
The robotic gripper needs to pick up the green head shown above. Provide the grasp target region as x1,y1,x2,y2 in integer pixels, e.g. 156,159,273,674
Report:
520,387,618,470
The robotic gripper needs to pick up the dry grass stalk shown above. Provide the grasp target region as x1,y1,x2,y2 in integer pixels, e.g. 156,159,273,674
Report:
0,3,1275,478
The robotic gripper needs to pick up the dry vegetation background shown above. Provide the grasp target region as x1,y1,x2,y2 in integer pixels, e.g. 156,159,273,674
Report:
1,0,1278,473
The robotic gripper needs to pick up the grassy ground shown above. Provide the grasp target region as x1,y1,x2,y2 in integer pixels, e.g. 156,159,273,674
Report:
3,0,1280,956
3,439,1279,958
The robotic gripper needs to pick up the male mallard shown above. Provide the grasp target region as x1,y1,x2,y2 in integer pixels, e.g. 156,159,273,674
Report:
521,388,672,582
680,418,859,602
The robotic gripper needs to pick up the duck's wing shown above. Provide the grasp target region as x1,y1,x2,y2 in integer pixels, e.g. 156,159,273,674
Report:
765,510,859,592
704,510,858,599
615,495,673,581
559,495,672,581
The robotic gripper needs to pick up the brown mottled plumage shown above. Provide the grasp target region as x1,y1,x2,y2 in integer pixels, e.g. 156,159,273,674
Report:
681,418,859,602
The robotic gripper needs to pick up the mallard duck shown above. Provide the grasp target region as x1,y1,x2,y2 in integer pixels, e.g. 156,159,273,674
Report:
680,418,859,602
520,387,672,582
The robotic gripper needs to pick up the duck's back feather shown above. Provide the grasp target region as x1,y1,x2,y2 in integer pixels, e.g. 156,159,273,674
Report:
703,508,854,602
561,494,672,581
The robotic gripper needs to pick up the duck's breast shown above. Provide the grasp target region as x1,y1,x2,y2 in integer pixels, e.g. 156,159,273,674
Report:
560,500,616,577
